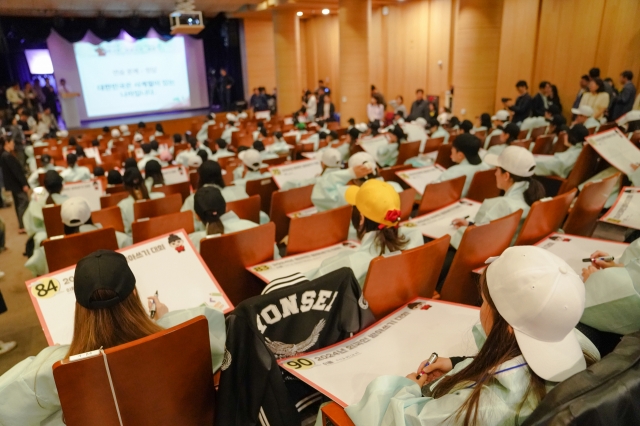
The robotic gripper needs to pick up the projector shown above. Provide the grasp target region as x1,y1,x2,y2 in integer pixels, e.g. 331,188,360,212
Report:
170,0,204,35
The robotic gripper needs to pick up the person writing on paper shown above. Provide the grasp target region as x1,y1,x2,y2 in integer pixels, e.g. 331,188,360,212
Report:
305,179,423,286
60,153,91,183
118,168,165,234
580,237,640,337
346,246,597,426
311,152,403,212
182,160,249,231
434,134,492,198
450,146,545,249
1,249,226,426
534,124,588,179
188,187,278,259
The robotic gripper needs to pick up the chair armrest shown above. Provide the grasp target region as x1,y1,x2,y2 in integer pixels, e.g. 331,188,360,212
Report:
322,402,355,426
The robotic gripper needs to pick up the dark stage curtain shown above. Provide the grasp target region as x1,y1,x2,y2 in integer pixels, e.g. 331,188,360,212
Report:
0,14,244,104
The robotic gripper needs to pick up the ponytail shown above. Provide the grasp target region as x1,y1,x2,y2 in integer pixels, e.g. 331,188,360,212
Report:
510,173,545,206
358,215,408,255
205,220,225,236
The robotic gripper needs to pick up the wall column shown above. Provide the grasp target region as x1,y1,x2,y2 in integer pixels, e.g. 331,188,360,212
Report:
339,0,371,123
273,9,302,114
451,0,503,120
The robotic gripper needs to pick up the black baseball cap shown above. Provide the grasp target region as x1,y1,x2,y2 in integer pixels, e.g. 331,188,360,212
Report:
568,124,589,145
452,134,482,165
123,167,143,187
43,170,63,189
198,160,222,185
194,186,226,223
74,250,136,309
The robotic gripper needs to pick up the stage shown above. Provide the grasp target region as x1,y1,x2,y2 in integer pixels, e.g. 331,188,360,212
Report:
71,107,214,131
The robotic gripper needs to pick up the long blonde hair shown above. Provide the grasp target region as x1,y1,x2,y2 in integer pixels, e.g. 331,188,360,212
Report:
66,289,163,357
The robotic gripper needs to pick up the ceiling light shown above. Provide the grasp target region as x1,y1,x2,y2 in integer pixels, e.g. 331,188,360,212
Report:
297,11,303,16
322,9,330,15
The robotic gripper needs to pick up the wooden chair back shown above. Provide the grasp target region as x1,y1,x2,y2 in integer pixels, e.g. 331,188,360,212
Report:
399,188,417,220
262,156,288,167
226,195,261,223
514,189,576,245
532,135,554,155
270,185,314,243
557,144,601,195
379,164,411,188
518,129,529,139
396,141,421,164
150,181,191,203
363,236,451,319
423,136,445,153
473,129,487,140
417,176,466,216
100,192,130,209
435,144,454,169
77,157,97,171
92,206,125,233
42,204,64,237
132,211,194,244
466,169,500,202
287,205,352,256
487,134,503,148
630,130,640,146
440,210,522,306
552,132,569,154
246,177,278,214
44,228,119,272
133,193,182,220
597,122,617,133
53,317,216,426
200,222,275,305
563,173,620,237
529,126,548,141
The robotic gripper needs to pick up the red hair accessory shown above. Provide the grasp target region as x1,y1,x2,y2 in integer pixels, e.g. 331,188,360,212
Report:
378,209,402,229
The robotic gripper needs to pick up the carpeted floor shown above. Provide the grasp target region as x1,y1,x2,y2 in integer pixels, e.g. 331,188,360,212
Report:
0,200,48,375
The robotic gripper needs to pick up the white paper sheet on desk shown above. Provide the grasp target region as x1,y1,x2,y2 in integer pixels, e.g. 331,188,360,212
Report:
358,135,389,165
269,159,323,189
161,165,189,185
402,199,482,239
600,187,640,230
25,229,232,346
278,299,479,407
396,165,445,195
248,241,361,283
535,233,628,273
587,129,640,175
61,178,104,211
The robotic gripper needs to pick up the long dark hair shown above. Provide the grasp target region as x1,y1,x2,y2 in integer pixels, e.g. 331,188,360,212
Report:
501,168,546,206
353,208,408,255
430,270,547,426
64,217,94,235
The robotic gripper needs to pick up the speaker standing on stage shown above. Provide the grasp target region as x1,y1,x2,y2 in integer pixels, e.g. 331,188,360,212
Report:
219,68,234,111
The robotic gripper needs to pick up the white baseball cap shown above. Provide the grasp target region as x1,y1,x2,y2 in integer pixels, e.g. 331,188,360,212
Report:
30,133,41,142
133,133,144,143
239,149,262,170
486,246,586,381
188,154,203,168
355,123,369,132
413,117,427,128
226,113,237,122
484,146,536,177
570,105,594,117
111,129,121,138
616,110,640,126
238,112,248,120
119,124,129,133
321,148,342,168
492,110,510,122
347,152,376,170
60,197,92,227
56,130,69,138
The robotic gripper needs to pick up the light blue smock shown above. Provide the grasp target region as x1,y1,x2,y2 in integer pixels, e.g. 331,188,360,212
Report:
434,159,492,198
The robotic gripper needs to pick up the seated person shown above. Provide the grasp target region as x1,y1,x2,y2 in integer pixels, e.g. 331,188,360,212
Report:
427,117,450,145
196,113,216,142
305,179,423,286
118,168,165,234
232,149,271,184
210,138,235,161
2,250,225,425
144,160,164,193
280,147,344,191
484,110,509,149
175,138,200,167
485,122,520,157
23,170,68,243
188,186,278,259
28,154,63,188
182,160,249,231
137,143,167,170
253,140,279,161
459,120,474,134
346,246,597,425
434,133,492,197
311,152,403,212
451,146,545,249
107,169,123,186
92,166,105,178
571,105,600,131
106,128,122,154
267,131,291,155
60,153,91,183
535,124,588,179
221,115,239,144
547,114,570,145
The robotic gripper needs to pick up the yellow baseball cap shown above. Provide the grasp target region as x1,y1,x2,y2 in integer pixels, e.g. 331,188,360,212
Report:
344,179,402,228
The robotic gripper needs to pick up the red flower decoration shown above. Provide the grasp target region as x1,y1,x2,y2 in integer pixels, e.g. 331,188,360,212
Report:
385,209,402,223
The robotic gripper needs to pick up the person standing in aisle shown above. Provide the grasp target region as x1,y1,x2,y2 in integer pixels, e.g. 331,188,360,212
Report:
219,68,234,111
0,136,29,233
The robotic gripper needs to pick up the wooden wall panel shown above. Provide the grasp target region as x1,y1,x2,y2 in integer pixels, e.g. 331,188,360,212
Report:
243,19,277,95
595,0,640,89
452,0,504,120
301,16,341,110
494,0,540,111
273,10,302,114
427,0,453,105
534,0,605,117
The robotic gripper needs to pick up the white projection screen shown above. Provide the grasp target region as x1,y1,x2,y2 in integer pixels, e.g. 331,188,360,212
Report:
47,29,208,121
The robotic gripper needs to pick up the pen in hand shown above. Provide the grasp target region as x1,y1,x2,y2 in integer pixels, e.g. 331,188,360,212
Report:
416,352,438,380
582,256,614,262
150,290,158,319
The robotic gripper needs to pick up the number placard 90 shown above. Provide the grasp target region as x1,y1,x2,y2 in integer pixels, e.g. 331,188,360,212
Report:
284,358,315,370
